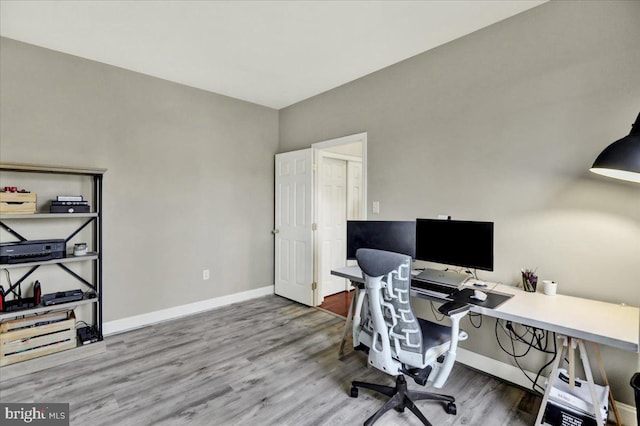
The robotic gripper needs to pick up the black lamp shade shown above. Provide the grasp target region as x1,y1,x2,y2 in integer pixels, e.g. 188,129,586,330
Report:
590,112,640,183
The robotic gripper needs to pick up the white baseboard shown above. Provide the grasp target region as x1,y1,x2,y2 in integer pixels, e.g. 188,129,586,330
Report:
457,348,638,426
457,348,539,389
103,285,274,336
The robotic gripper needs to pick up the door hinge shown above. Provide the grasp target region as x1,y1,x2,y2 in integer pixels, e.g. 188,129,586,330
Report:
311,223,317,231
312,163,317,172
271,229,279,235
312,282,317,290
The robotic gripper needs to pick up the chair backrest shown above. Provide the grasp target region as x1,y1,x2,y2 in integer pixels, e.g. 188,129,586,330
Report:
355,248,424,373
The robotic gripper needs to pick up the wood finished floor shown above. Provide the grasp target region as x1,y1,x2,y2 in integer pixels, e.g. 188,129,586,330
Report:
0,295,540,426
318,290,354,318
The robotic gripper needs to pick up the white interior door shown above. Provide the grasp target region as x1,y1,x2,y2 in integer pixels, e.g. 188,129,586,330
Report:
345,160,363,268
320,157,347,297
274,149,315,306
347,161,363,221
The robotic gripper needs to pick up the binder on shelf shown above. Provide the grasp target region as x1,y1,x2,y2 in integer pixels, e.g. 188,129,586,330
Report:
56,195,84,202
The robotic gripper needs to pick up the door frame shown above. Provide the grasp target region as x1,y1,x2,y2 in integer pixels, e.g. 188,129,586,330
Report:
312,132,367,305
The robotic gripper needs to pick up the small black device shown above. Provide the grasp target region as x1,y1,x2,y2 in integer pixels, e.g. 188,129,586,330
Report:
77,326,101,345
2,299,35,312
0,239,66,264
347,221,416,259
50,195,90,213
415,219,494,271
50,201,90,213
51,201,88,206
42,289,84,306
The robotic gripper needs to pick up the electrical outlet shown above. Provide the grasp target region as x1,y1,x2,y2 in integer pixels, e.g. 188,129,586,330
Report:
203,269,210,280
372,201,380,214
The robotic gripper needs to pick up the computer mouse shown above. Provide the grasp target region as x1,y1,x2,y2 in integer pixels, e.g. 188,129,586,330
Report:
472,289,487,302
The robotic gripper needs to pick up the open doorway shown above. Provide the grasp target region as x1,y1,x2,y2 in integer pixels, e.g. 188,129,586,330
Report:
273,133,366,309
313,133,366,313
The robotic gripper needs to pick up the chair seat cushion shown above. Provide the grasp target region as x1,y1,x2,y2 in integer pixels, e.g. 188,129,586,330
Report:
417,318,452,349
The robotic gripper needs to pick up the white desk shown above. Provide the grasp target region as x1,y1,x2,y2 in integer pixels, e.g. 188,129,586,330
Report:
331,265,639,425
468,282,639,353
331,265,639,352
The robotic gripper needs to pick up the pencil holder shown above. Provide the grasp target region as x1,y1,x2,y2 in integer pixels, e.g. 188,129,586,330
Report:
521,269,538,292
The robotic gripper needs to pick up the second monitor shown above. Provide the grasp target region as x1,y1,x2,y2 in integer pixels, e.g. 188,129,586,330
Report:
415,218,494,271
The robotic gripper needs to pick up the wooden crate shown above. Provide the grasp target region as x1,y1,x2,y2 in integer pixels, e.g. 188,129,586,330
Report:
0,191,36,214
0,311,76,366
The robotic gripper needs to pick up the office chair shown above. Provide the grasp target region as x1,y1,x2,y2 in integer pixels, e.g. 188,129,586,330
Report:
350,248,469,426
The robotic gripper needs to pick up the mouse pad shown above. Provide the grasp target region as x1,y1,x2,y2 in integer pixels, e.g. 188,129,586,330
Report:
452,288,513,310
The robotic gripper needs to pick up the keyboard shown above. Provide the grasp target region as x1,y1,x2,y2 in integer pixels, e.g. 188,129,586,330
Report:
411,280,457,300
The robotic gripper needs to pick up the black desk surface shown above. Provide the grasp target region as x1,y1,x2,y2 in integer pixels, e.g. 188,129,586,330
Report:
449,287,513,310
411,279,513,310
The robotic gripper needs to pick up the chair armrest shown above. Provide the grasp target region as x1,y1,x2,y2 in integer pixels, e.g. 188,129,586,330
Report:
438,301,470,317
431,303,469,388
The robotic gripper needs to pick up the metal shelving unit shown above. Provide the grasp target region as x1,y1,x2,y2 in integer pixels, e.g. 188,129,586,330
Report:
0,162,106,377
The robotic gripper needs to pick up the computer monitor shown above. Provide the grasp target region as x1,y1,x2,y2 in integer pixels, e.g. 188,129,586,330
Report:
346,221,416,260
415,219,494,271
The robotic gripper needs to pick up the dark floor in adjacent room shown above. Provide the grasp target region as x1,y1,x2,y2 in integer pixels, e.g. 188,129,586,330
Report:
319,290,354,318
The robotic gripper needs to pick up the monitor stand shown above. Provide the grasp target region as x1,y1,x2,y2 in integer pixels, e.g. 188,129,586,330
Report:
414,268,469,288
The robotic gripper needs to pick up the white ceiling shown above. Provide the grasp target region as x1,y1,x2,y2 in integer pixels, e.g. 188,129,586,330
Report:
0,1,546,109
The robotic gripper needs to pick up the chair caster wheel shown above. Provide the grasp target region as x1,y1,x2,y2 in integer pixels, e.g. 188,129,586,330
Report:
446,402,457,415
350,386,358,398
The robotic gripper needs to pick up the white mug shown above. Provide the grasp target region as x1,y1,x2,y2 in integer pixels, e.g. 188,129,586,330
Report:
543,280,557,296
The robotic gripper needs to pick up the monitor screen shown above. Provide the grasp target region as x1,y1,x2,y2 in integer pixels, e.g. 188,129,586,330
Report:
346,221,416,260
415,219,494,271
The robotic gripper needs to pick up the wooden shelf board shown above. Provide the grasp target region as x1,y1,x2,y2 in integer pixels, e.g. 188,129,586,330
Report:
0,253,99,270
0,298,99,322
0,162,106,176
0,212,98,220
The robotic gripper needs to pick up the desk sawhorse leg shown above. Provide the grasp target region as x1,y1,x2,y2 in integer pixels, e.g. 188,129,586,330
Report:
534,336,621,425
338,282,364,358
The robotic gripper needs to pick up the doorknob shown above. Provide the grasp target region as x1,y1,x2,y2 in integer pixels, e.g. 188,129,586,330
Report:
272,229,279,235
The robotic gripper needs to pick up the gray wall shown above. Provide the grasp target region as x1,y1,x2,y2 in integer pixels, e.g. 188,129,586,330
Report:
0,37,279,322
280,1,640,404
